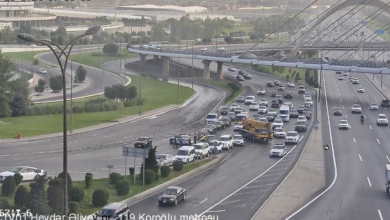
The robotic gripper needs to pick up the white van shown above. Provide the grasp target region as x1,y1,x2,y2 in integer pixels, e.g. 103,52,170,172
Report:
205,113,221,123
218,134,233,150
279,105,290,122
175,146,195,163
193,143,210,159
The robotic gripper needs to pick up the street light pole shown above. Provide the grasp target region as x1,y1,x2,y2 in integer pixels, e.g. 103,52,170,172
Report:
17,26,101,218
70,59,77,133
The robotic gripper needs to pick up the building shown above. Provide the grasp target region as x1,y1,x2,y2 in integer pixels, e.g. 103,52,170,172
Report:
0,2,56,30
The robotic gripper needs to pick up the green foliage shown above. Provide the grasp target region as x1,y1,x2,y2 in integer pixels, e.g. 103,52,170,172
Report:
109,172,123,185
14,185,29,208
75,65,87,82
33,58,39,65
69,186,84,202
58,172,73,189
104,84,138,100
49,75,63,92
294,72,301,82
173,161,184,171
103,43,119,55
0,198,10,209
34,79,46,94
115,180,130,196
144,169,156,185
92,189,109,207
47,177,63,213
285,75,290,80
225,82,241,103
68,201,80,214
85,173,93,189
1,176,16,196
13,173,23,186
144,146,159,174
160,165,171,178
26,176,50,215
129,167,135,176
155,173,160,181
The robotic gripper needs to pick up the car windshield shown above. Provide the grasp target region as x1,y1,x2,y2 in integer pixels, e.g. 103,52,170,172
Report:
340,120,347,124
228,112,236,117
280,110,288,114
274,119,282,123
206,115,217,119
177,150,188,156
371,104,378,107
352,104,361,108
269,110,276,114
260,99,267,102
251,102,258,105
210,141,219,146
287,132,297,136
97,209,115,217
298,116,306,119
236,115,245,121
276,95,282,98
9,167,23,173
238,96,244,99
298,105,305,109
219,137,229,141
379,116,387,119
297,122,306,125
275,128,283,132
290,109,298,113
206,125,214,128
194,145,203,149
156,155,166,160
273,145,284,149
164,188,177,195
233,136,243,140
138,137,148,141
246,97,254,100
259,106,266,109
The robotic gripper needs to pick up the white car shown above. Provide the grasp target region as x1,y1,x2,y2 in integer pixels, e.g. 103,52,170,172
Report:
369,103,379,110
259,98,268,106
156,154,176,167
269,144,287,157
0,166,46,182
352,79,359,84
257,89,266,95
268,109,278,117
217,47,225,51
218,135,233,150
272,118,284,128
357,87,365,93
249,102,260,111
228,66,236,72
193,143,210,159
338,76,344,80
304,99,313,106
338,120,351,129
200,47,207,51
285,131,300,144
258,106,268,114
274,127,286,138
303,92,312,99
38,68,47,74
287,82,295,87
233,135,244,146
377,114,389,126
351,104,362,113
297,116,307,123
259,117,268,123
245,96,255,105
209,140,223,153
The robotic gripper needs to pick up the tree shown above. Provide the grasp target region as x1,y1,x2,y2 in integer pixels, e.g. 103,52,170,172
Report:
103,43,119,55
104,84,137,100
1,176,16,196
14,185,29,208
305,69,310,81
26,176,50,215
75,65,87,82
34,79,46,95
140,146,159,175
49,75,63,92
58,171,73,189
294,72,301,82
224,36,234,44
47,177,63,214
250,33,259,41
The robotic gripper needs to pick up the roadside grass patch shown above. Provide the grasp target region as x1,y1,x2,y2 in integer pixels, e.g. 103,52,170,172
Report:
69,50,138,69
3,50,49,61
198,79,243,105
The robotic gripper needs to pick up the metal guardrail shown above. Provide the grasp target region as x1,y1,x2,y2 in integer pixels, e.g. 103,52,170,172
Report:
10,58,51,68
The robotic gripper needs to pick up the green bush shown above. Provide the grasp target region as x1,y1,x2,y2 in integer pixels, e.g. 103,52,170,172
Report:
109,172,123,185
92,189,109,207
155,173,160,181
173,161,184,171
144,169,156,185
14,185,29,208
85,173,93,189
160,165,171,178
0,198,10,209
1,176,16,196
13,173,23,186
68,201,79,214
58,172,73,188
129,167,135,176
115,180,130,196
69,186,84,202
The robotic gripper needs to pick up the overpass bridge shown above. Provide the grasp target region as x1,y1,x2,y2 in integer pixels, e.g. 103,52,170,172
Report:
128,46,390,80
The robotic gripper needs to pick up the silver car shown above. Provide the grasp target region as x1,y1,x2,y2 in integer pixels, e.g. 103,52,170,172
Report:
156,154,176,167
369,103,379,110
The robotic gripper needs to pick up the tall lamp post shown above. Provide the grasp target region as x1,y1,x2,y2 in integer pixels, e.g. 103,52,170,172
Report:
17,26,101,217
70,59,78,133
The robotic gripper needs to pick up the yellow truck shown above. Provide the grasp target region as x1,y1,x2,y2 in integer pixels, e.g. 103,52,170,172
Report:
239,118,274,142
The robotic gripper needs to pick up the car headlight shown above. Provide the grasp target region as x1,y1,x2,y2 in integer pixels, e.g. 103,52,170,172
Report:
170,199,175,201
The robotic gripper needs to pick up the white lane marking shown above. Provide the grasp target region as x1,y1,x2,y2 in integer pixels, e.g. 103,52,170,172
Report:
343,106,345,109
353,137,356,143
206,210,225,213
352,94,354,96
218,199,241,205
378,210,384,220
341,99,342,102
377,139,381,144
102,135,114,139
386,156,390,163
199,198,208,204
367,177,372,187
217,177,226,182
200,144,299,217
242,164,250,168
345,115,348,118
355,100,358,102
285,71,338,219
339,93,340,96
359,154,363,161
369,125,372,129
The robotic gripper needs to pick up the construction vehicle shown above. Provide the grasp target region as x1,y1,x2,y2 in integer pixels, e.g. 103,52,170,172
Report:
239,118,274,142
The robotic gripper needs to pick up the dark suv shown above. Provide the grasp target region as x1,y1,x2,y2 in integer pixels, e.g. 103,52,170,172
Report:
134,137,152,148
381,100,390,107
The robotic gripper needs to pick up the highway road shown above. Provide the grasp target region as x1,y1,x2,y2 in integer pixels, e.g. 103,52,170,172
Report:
111,56,316,219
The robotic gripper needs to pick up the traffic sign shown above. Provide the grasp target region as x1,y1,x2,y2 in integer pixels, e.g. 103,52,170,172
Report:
314,125,319,130
324,145,329,151
376,30,385,34
361,20,368,25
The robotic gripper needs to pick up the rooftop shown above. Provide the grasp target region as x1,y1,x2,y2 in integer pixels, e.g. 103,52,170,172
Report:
116,5,207,13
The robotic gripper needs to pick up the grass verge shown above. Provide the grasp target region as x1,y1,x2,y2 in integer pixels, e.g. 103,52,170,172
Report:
199,79,243,105
0,158,213,215
69,50,138,69
3,50,49,61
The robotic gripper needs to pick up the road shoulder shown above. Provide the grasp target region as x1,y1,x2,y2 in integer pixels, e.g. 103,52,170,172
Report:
251,99,325,220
